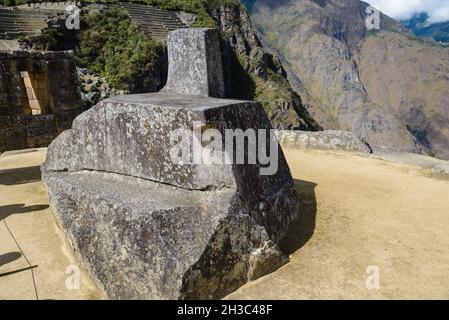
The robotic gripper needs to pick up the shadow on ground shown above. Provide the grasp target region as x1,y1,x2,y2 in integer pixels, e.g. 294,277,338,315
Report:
0,204,49,221
279,179,318,255
0,252,22,268
0,166,42,186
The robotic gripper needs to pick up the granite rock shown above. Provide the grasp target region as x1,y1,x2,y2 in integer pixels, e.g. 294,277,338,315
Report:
42,29,299,300
276,130,373,153
163,28,225,98
43,93,298,299
432,163,449,177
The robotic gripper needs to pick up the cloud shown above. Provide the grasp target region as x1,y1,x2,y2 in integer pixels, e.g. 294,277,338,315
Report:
365,0,449,23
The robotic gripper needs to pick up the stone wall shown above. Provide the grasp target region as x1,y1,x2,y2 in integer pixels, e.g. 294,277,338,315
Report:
276,130,373,154
0,50,82,152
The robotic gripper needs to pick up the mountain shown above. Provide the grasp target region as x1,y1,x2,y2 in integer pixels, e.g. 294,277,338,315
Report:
402,12,449,43
20,1,320,131
241,0,449,159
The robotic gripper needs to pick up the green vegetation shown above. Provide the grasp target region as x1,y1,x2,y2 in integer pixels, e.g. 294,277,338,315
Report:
20,28,66,51
16,1,317,128
0,0,30,5
78,0,239,28
152,0,239,27
20,7,165,93
73,1,242,91
1,0,14,5
76,7,164,92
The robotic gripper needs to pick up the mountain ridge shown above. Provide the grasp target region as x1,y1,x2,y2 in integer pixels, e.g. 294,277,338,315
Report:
241,0,449,159
402,12,449,43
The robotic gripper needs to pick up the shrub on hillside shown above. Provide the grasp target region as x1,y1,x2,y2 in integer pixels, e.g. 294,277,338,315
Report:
76,7,166,93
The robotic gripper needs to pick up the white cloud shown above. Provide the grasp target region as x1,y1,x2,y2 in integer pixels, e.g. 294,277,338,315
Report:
365,0,449,23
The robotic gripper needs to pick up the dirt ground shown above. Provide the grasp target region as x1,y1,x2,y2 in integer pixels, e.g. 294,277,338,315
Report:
1,148,449,299
227,148,449,300
0,149,102,300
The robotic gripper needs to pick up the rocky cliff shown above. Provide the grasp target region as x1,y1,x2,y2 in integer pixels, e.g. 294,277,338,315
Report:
207,1,321,130
20,2,320,131
242,0,449,159
403,13,449,43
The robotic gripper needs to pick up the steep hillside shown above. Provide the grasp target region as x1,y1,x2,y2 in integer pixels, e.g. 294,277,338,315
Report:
403,13,449,43
20,1,320,130
242,0,449,159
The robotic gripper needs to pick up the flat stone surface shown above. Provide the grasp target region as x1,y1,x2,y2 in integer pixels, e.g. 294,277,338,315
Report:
108,92,246,110
276,130,372,153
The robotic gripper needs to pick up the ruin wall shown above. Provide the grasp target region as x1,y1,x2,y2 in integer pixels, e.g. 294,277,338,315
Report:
0,50,82,151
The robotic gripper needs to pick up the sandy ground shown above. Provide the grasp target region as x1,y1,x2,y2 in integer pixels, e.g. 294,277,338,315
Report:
0,149,102,300
1,148,449,299
228,149,449,300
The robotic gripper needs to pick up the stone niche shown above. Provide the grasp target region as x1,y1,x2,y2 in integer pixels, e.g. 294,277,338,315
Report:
43,29,300,300
0,50,82,152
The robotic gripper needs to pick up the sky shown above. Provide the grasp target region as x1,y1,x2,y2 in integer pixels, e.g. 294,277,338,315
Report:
365,0,449,22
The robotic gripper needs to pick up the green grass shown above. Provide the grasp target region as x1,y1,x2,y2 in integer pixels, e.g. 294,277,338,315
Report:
0,0,27,6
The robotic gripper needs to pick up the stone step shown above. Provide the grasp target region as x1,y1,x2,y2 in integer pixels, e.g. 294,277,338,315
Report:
128,10,179,19
143,30,167,36
127,11,181,21
0,29,45,34
0,25,46,31
138,23,166,29
137,21,184,29
121,2,186,41
0,20,45,25
0,8,61,15
0,29,43,34
0,14,51,21
0,31,40,39
0,12,55,18
140,27,167,33
0,19,47,24
0,8,59,38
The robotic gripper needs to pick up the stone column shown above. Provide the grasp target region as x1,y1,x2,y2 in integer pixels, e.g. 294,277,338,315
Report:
163,28,225,98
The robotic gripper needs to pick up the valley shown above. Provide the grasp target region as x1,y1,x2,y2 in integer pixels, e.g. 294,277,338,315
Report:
242,0,449,160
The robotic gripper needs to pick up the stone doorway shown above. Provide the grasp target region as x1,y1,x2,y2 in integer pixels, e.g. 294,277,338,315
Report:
20,71,50,115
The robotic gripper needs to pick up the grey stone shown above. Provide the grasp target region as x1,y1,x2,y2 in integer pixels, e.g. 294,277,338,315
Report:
276,130,373,153
42,28,299,300
176,12,197,27
162,28,225,98
432,163,449,177
43,93,298,299
0,50,82,152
